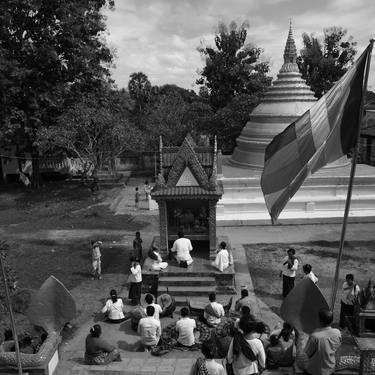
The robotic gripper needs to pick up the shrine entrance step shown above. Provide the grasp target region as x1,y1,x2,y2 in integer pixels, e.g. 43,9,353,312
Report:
158,285,216,297
158,276,215,287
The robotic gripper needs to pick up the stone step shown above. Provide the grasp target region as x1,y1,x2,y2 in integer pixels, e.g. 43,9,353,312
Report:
158,285,216,296
158,276,215,287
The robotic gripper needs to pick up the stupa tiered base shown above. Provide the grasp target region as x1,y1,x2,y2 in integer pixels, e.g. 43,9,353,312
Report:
217,156,375,226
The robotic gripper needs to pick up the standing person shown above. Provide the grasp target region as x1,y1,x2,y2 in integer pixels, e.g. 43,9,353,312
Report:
101,289,126,323
144,181,151,200
176,307,196,348
135,187,140,210
133,232,143,261
227,320,266,375
171,231,193,267
91,240,102,280
84,324,121,365
304,309,342,375
211,241,232,272
303,264,319,284
339,274,360,329
128,257,142,305
137,306,161,350
280,248,298,298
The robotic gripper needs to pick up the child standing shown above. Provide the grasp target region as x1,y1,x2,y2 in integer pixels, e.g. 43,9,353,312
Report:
91,241,102,280
135,187,140,210
133,231,143,261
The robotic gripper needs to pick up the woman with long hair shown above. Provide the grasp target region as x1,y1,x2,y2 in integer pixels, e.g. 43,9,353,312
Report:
101,289,126,323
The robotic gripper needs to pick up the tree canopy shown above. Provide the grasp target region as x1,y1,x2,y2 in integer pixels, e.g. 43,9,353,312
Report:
197,21,272,109
297,26,357,98
128,72,152,112
0,0,115,186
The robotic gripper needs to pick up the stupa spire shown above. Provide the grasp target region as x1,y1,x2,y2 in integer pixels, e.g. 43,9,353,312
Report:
283,19,297,64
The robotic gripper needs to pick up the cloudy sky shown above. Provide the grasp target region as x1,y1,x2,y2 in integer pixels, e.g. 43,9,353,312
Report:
103,0,375,92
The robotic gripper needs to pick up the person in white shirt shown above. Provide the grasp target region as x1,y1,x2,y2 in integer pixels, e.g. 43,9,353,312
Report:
137,305,161,349
227,319,266,375
176,307,196,347
339,273,361,329
191,340,226,375
203,292,225,326
280,248,299,298
101,289,125,323
171,231,193,266
143,247,168,271
144,294,163,320
211,241,233,272
128,257,142,305
303,264,319,284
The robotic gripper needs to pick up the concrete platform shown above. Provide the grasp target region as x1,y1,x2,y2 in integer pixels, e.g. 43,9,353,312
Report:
217,156,375,225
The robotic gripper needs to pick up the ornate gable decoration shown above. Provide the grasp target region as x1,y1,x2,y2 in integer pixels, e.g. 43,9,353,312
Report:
166,135,209,188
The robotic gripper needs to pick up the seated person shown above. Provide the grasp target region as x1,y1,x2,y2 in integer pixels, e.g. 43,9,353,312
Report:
192,340,226,375
303,264,319,284
211,241,232,272
158,294,176,318
138,306,161,349
266,335,284,369
234,306,256,331
143,247,168,271
101,289,126,323
144,294,163,320
235,289,253,312
171,231,193,266
84,324,121,365
203,292,225,327
176,307,196,348
125,305,147,332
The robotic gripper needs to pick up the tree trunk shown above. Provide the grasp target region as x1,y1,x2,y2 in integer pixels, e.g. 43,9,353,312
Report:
31,146,40,189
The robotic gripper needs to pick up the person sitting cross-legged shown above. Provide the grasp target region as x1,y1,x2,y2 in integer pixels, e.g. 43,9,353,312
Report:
202,292,225,327
101,289,126,323
234,306,256,331
144,293,163,320
137,305,161,350
176,307,196,348
235,289,253,313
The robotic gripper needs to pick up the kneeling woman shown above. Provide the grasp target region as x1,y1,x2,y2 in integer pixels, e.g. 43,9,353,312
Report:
143,247,168,271
84,324,121,365
101,289,126,323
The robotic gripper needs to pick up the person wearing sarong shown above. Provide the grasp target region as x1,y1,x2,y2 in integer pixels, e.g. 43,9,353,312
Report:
211,241,232,272
227,320,266,375
280,248,298,298
171,231,193,266
101,289,126,323
191,340,226,375
203,292,225,327
128,257,142,305
143,247,168,271
84,324,121,365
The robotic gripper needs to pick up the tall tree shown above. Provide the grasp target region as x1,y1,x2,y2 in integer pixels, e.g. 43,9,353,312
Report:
37,88,142,177
197,21,272,109
128,72,152,112
297,26,357,98
0,0,115,187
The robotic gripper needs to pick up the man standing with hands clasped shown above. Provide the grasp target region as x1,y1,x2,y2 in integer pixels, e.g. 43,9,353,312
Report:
280,248,298,298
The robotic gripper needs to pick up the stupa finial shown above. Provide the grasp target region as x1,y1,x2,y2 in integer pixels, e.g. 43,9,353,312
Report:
283,19,297,64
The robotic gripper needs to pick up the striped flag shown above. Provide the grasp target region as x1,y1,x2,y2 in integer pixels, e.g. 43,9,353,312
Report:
261,44,372,223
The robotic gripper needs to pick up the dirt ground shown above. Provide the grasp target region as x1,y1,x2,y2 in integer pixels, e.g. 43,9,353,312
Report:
0,179,159,338
244,241,375,321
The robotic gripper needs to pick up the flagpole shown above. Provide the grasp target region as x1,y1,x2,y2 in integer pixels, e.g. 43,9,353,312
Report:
330,39,374,310
0,249,23,375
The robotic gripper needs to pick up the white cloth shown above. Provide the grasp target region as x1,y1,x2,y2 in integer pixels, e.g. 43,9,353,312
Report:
205,359,226,375
129,264,142,283
305,271,319,284
341,281,360,305
204,302,225,326
145,303,163,320
176,317,196,346
282,255,298,277
143,252,168,271
212,249,230,272
171,238,193,265
227,336,266,375
137,316,161,346
101,298,125,320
